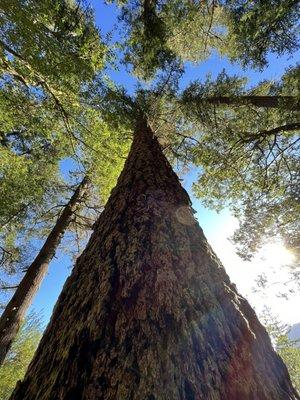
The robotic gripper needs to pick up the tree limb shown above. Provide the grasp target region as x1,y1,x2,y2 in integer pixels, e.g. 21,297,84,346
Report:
242,122,300,142
199,95,300,111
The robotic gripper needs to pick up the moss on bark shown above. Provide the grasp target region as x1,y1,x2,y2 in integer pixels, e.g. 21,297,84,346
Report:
10,122,299,399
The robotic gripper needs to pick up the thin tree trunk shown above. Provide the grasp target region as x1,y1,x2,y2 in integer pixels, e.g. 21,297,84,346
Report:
0,176,90,366
10,121,299,399
199,95,300,111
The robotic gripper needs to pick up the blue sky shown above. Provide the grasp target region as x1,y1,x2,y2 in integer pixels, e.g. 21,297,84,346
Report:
29,1,300,328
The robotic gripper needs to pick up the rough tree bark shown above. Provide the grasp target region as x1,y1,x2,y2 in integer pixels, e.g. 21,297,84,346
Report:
10,121,299,399
0,175,90,366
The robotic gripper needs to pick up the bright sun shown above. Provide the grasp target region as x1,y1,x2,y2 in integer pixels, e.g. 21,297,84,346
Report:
260,243,295,267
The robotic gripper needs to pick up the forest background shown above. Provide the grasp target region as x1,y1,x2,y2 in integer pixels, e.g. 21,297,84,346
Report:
0,0,299,397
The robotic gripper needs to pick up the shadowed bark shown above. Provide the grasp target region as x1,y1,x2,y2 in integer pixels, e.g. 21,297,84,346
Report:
10,121,299,399
0,176,90,366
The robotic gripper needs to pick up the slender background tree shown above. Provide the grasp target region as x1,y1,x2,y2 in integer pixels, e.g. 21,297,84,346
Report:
0,0,129,365
0,0,299,397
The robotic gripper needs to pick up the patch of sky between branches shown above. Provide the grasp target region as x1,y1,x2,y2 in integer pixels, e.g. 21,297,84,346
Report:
180,48,300,90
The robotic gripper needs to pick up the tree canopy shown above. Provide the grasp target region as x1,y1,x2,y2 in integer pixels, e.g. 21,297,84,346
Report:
0,0,130,278
114,0,299,79
105,0,300,261
181,66,300,259
1,0,298,271
0,313,42,400
0,0,299,392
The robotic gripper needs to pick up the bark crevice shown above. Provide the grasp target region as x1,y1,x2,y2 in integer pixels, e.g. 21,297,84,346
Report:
10,122,299,400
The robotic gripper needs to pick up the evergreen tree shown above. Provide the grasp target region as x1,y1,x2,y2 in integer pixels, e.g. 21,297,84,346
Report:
112,0,299,259
1,0,299,397
115,0,299,79
0,314,42,400
261,308,300,393
0,176,90,366
0,0,107,272
180,66,300,260
0,0,130,365
10,120,299,399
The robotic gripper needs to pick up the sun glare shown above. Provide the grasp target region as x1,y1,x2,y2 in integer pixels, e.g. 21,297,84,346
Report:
260,243,295,267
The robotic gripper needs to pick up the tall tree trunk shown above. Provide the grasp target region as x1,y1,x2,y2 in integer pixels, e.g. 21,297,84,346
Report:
10,122,299,399
0,176,90,366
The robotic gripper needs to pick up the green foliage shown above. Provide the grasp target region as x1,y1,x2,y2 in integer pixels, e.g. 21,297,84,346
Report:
0,0,106,100
99,63,298,262
0,0,108,224
0,88,66,225
223,0,300,68
0,4,299,393
73,104,131,202
0,314,42,400
180,67,300,259
162,0,224,63
0,0,109,274
118,0,175,79
115,0,225,79
261,308,300,393
115,0,299,79
0,83,69,273
0,0,299,323
278,336,300,393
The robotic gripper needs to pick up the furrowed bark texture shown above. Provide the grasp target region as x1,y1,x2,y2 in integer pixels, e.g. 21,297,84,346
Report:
0,176,90,366
10,123,299,400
